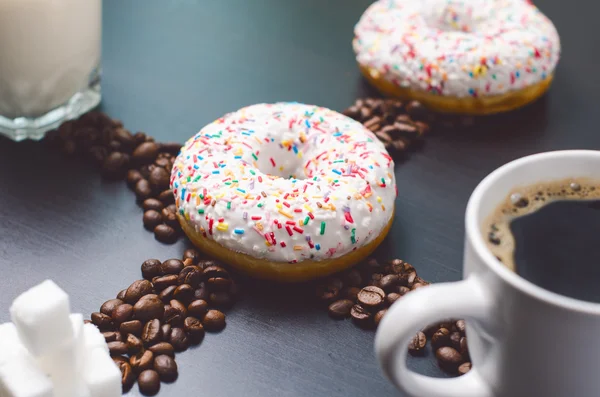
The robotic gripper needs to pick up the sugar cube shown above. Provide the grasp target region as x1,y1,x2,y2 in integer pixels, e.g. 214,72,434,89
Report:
0,353,53,397
0,323,27,365
82,323,108,353
10,280,73,357
82,348,121,397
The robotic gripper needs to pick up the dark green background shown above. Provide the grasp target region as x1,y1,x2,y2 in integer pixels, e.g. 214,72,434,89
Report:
0,0,595,395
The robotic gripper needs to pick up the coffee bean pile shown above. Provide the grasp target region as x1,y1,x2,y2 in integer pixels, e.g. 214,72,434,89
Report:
316,258,471,376
86,248,236,395
342,98,433,155
43,111,184,244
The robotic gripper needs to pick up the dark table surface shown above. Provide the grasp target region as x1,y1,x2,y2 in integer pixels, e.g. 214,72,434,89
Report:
0,0,597,396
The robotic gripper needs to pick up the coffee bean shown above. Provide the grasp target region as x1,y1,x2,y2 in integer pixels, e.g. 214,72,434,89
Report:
130,350,154,373
148,167,170,192
458,362,472,375
161,259,184,275
132,131,147,145
117,289,127,300
143,210,163,230
369,273,384,288
112,304,134,325
113,127,136,150
91,312,113,330
158,285,177,302
362,258,384,274
406,100,428,121
161,324,172,341
163,305,182,327
100,299,124,316
459,337,469,359
83,319,93,325
158,189,175,205
126,334,143,354
149,342,175,357
207,277,231,292
398,286,411,295
209,291,233,308
112,355,129,366
120,320,143,336
374,309,387,326
152,274,178,291
315,278,343,302
141,259,163,280
187,300,208,319
170,299,187,317
173,284,195,303
134,179,152,201
450,331,462,350
169,327,189,352
154,354,178,383
399,271,417,287
203,310,226,332
379,274,399,292
182,248,201,265
117,360,135,392
386,292,401,306
411,282,428,290
408,332,427,356
107,341,128,356
343,269,362,287
357,286,385,309
142,198,164,212
455,320,466,335
133,295,164,322
328,299,354,319
184,316,205,342
178,266,202,287
138,369,160,396
158,142,182,155
133,142,159,164
124,280,153,304
342,105,361,119
167,204,177,214
343,287,361,301
88,145,107,166
350,304,372,328
102,331,121,343
126,169,143,188
363,116,382,132
431,328,451,349
194,283,210,301
161,208,179,228
102,152,130,179
202,265,229,280
387,259,405,274
142,319,163,347
436,347,464,372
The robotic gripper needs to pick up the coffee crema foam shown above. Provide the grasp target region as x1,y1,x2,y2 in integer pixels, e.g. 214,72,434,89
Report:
482,178,600,271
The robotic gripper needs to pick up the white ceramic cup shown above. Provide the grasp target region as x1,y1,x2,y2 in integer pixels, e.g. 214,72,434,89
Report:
376,150,600,397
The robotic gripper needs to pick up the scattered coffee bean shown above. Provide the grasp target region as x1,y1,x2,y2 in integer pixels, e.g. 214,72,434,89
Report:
183,316,204,342
112,304,133,325
126,334,143,354
398,286,411,295
458,362,472,375
450,332,462,351
170,299,188,318
386,292,401,306
149,342,175,358
138,369,160,396
152,275,178,291
436,347,464,373
161,259,184,275
379,274,399,292
209,292,234,308
169,327,189,352
141,319,163,347
100,299,123,316
343,269,362,287
194,283,210,301
207,276,232,292
459,337,469,358
117,360,135,392
133,295,164,322
178,266,202,287
102,152,129,179
154,355,178,383
173,284,195,303
374,309,387,326
107,341,128,356
187,300,208,319
455,320,466,335
431,328,451,350
159,142,183,155
158,189,175,205
130,350,154,373
126,169,143,188
182,248,201,265
124,280,153,304
132,142,159,164
343,287,361,301
134,179,152,201
357,286,385,309
158,285,177,302
161,324,172,341
328,299,354,319
203,310,226,332
316,278,343,302
350,304,372,328
161,207,179,228
120,320,143,337
148,166,170,192
142,198,164,212
143,210,163,230
163,305,183,327
103,331,121,343
408,332,427,356
91,312,113,330
117,289,127,300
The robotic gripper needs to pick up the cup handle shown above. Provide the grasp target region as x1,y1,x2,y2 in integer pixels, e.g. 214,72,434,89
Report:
375,276,494,397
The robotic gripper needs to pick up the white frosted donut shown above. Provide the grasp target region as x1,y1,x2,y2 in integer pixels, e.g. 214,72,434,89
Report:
353,0,560,112
171,103,396,280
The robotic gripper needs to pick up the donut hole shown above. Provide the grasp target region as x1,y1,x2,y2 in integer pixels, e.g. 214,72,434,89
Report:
254,140,308,180
422,0,492,33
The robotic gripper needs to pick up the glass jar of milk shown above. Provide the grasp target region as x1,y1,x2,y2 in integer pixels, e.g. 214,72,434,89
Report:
0,0,101,141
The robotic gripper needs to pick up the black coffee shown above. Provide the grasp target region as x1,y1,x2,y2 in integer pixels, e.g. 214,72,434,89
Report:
484,179,600,302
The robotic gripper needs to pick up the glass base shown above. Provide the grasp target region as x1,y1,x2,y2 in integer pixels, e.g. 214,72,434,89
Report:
0,80,101,142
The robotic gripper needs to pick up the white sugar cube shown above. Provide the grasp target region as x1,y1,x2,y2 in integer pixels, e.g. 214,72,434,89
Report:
53,376,91,397
0,323,27,364
83,348,121,397
82,323,108,353
38,314,85,376
10,280,73,357
0,353,53,397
